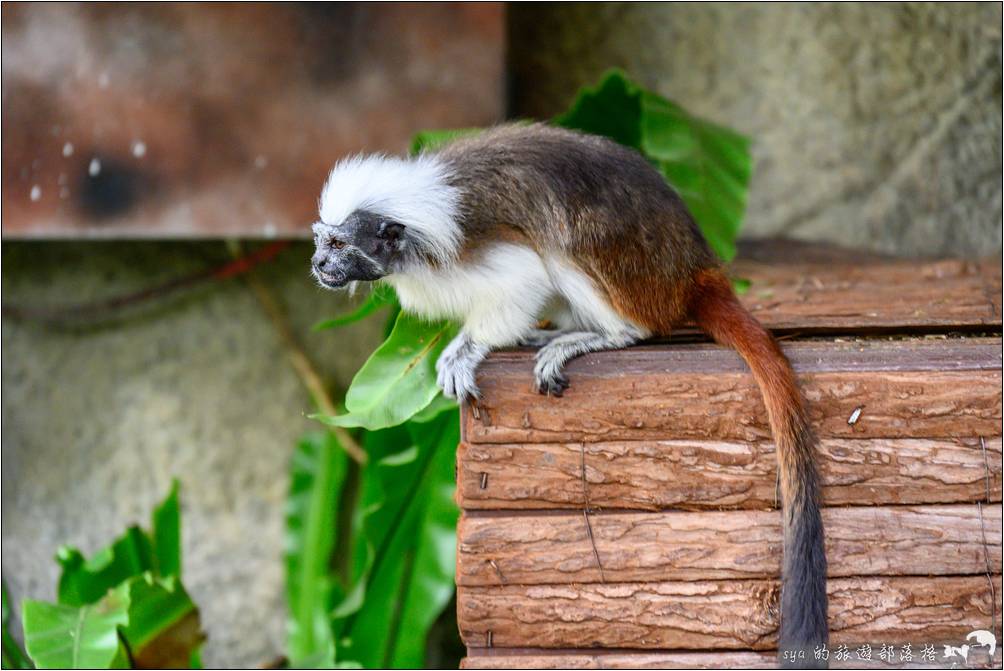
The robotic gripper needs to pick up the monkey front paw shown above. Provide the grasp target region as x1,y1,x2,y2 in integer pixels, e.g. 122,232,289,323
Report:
436,349,482,403
535,371,570,396
533,353,571,397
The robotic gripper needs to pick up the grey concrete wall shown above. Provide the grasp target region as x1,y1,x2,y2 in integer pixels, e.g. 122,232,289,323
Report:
1,241,384,667
510,2,1003,257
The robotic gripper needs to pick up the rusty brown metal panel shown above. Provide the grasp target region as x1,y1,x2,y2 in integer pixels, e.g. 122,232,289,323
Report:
2,3,504,238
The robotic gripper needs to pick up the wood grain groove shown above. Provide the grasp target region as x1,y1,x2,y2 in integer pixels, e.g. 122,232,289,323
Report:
458,437,1003,511
457,504,1002,586
458,575,1002,651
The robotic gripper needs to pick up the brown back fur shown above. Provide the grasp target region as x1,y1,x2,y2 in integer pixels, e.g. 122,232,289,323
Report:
435,123,717,332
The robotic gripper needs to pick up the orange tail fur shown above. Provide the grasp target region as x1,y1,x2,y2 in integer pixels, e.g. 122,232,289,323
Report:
689,269,828,667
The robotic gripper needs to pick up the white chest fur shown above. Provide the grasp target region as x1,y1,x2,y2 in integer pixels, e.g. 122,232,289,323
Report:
542,256,649,338
385,244,556,346
385,243,647,346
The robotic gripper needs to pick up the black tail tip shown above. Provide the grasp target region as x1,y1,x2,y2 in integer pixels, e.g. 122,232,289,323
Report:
778,593,829,668
779,643,829,669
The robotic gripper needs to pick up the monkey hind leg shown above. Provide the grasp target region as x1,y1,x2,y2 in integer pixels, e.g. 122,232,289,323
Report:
534,330,639,396
520,327,567,347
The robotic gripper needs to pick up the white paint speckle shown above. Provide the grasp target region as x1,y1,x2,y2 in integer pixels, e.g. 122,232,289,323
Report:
262,221,277,238
62,142,74,157
254,155,268,170
98,71,110,89
30,185,42,201
131,141,146,158
88,158,102,177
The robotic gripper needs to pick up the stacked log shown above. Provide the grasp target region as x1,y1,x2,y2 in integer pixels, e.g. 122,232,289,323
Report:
456,253,1002,669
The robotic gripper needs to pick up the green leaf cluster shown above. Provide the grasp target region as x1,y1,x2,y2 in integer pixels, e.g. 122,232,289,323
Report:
284,413,459,668
294,70,753,668
2,585,31,669
313,312,457,431
555,69,751,262
9,482,203,669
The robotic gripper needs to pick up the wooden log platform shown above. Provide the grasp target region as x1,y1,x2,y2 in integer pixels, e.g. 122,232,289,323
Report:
456,244,1002,669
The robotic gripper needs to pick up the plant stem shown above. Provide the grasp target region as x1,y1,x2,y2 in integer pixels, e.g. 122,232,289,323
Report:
234,243,368,464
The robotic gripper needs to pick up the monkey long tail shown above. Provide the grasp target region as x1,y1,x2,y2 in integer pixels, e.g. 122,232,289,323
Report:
688,269,828,665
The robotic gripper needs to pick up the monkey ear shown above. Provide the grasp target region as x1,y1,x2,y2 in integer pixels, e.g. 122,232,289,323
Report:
378,221,404,242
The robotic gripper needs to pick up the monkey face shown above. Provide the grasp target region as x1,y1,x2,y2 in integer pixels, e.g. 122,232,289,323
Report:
311,209,405,289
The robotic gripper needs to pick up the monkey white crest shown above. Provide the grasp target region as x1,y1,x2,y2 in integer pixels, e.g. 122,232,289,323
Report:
319,154,462,266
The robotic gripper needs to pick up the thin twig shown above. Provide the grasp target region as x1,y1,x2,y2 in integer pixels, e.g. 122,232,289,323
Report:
236,246,367,464
977,436,996,642
775,464,781,510
580,443,605,583
977,502,997,642
489,559,506,584
979,436,991,504
580,443,593,510
582,510,605,583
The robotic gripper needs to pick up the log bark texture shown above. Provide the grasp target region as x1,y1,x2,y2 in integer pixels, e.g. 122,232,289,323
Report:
456,258,1002,667
457,504,1002,585
461,649,1003,669
462,338,1002,444
458,437,1003,510
457,576,1002,650
726,257,1002,332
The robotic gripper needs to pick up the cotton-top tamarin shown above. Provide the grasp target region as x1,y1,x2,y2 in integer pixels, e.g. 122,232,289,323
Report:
310,123,827,664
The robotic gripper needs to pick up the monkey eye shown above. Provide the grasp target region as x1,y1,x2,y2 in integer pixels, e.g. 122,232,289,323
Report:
330,239,346,250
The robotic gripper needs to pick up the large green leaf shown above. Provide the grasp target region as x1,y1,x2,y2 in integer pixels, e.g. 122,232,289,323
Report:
2,583,32,670
29,484,202,669
312,285,398,332
151,480,181,579
56,527,153,608
22,574,200,671
119,574,202,669
22,592,129,669
554,71,642,149
312,313,456,431
334,411,460,668
408,393,457,424
333,427,421,625
555,69,752,262
409,129,481,156
285,433,348,667
385,414,460,667
56,484,183,607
